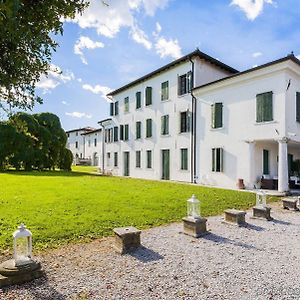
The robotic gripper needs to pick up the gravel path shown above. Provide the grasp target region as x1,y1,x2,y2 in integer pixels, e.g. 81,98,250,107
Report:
1,202,300,300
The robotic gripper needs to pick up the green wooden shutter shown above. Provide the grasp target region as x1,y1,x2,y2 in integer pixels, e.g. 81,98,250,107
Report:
146,87,152,106
136,122,141,139
256,94,263,122
113,126,118,142
264,92,273,121
146,119,152,137
212,148,216,171
215,103,223,128
211,104,216,128
120,125,124,140
161,81,169,100
166,115,169,134
136,92,141,109
110,103,114,116
114,101,119,115
296,92,300,122
263,149,269,175
124,124,129,140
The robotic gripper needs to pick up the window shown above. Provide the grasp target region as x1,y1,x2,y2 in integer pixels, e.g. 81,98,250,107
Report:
161,81,169,101
114,152,118,167
120,125,124,140
136,121,141,139
88,140,91,147
124,97,129,113
108,128,113,143
76,132,78,136
94,138,97,147
212,148,223,172
256,92,273,122
113,126,118,142
161,115,169,135
178,71,193,96
211,102,223,129
146,150,152,168
75,141,78,149
181,148,188,170
110,103,114,116
296,92,300,122
136,151,141,168
114,101,119,116
146,119,152,138
180,111,191,133
124,124,129,141
263,149,269,175
67,133,70,137
136,92,141,109
107,152,111,166
145,87,152,106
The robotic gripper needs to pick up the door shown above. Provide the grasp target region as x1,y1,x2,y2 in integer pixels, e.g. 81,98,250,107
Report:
162,149,170,180
124,152,130,176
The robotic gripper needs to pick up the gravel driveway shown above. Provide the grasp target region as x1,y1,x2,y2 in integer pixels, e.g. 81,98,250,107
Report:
1,202,300,300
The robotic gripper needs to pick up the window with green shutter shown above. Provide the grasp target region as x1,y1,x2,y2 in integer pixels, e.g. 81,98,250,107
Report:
161,81,169,101
113,126,118,142
114,152,118,167
296,92,300,122
161,115,169,135
146,119,152,138
145,87,152,106
136,121,141,139
136,92,141,109
211,103,223,128
114,101,119,115
263,149,269,175
180,111,191,133
124,124,129,141
110,103,114,116
120,125,124,140
136,150,141,168
124,97,129,113
212,148,223,172
146,150,152,168
256,92,273,122
180,148,188,170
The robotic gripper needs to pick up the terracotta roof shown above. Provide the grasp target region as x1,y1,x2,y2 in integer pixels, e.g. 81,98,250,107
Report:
65,127,95,134
193,54,300,91
107,49,238,97
81,128,102,135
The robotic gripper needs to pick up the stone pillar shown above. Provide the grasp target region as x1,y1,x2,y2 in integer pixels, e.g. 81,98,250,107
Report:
246,141,256,188
278,138,289,193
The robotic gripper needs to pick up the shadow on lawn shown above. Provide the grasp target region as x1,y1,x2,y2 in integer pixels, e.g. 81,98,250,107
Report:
203,233,258,250
0,170,102,177
129,246,164,263
3,276,66,300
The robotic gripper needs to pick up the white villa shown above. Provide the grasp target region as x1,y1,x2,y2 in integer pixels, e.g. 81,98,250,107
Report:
66,127,102,166
67,50,300,193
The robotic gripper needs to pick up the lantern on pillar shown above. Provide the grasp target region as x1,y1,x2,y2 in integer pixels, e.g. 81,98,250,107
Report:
256,190,267,208
13,224,32,266
187,194,200,219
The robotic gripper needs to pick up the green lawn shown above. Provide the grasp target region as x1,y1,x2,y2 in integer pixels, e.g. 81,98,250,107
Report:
0,167,262,253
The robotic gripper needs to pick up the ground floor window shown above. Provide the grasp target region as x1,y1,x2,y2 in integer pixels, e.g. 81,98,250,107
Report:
212,148,223,172
146,150,152,169
136,151,141,168
107,152,111,167
263,149,269,175
180,148,188,170
114,152,118,167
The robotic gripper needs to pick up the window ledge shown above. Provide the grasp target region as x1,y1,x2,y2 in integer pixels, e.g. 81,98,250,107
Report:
179,131,190,135
161,98,171,103
161,134,171,137
179,169,189,172
210,127,224,131
254,120,277,125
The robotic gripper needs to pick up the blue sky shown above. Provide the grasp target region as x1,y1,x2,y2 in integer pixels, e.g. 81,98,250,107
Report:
31,0,300,131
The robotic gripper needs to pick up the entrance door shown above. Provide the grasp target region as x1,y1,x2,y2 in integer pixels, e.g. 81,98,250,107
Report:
124,152,130,176
162,149,170,180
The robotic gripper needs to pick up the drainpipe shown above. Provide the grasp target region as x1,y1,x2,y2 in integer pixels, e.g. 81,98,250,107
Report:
99,123,105,174
189,56,197,184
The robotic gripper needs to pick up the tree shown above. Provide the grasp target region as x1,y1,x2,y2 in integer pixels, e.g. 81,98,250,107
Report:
0,122,17,169
0,0,87,113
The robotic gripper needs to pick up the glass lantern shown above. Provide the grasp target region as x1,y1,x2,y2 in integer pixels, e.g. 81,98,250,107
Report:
13,224,32,266
256,190,267,208
187,194,201,218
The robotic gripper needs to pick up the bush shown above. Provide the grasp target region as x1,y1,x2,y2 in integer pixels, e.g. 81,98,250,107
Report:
58,148,73,171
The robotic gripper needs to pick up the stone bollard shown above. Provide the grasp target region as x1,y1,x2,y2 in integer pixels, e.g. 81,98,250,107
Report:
113,226,141,254
252,206,273,221
223,209,246,226
182,216,208,238
282,197,299,211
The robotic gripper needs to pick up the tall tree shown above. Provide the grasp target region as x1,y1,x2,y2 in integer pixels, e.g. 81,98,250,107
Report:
0,0,87,113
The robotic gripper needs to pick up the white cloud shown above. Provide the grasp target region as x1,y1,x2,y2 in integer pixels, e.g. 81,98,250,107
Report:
36,64,75,93
230,0,274,21
66,112,92,119
155,36,182,59
252,51,263,58
74,36,104,64
62,101,69,105
141,0,170,16
296,54,300,60
82,83,112,101
130,25,152,50
153,22,162,37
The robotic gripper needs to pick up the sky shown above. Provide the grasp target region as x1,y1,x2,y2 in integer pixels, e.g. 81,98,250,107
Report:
30,0,300,131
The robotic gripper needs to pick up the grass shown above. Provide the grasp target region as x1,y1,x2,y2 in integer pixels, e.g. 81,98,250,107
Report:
0,166,273,253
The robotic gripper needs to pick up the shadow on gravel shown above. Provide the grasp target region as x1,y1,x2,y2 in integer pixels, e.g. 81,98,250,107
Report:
203,233,257,250
129,246,164,263
271,219,292,226
243,223,265,232
3,277,66,300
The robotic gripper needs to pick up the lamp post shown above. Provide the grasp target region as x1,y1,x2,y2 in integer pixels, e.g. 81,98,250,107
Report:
182,194,208,237
0,224,44,287
252,190,273,221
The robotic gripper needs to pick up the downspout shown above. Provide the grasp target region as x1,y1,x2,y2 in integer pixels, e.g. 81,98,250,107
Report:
189,56,197,184
99,123,105,174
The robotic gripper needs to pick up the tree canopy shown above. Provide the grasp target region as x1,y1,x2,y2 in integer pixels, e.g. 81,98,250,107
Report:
0,0,87,113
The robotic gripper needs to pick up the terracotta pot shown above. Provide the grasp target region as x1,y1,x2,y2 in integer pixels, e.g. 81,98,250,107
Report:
237,178,245,189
